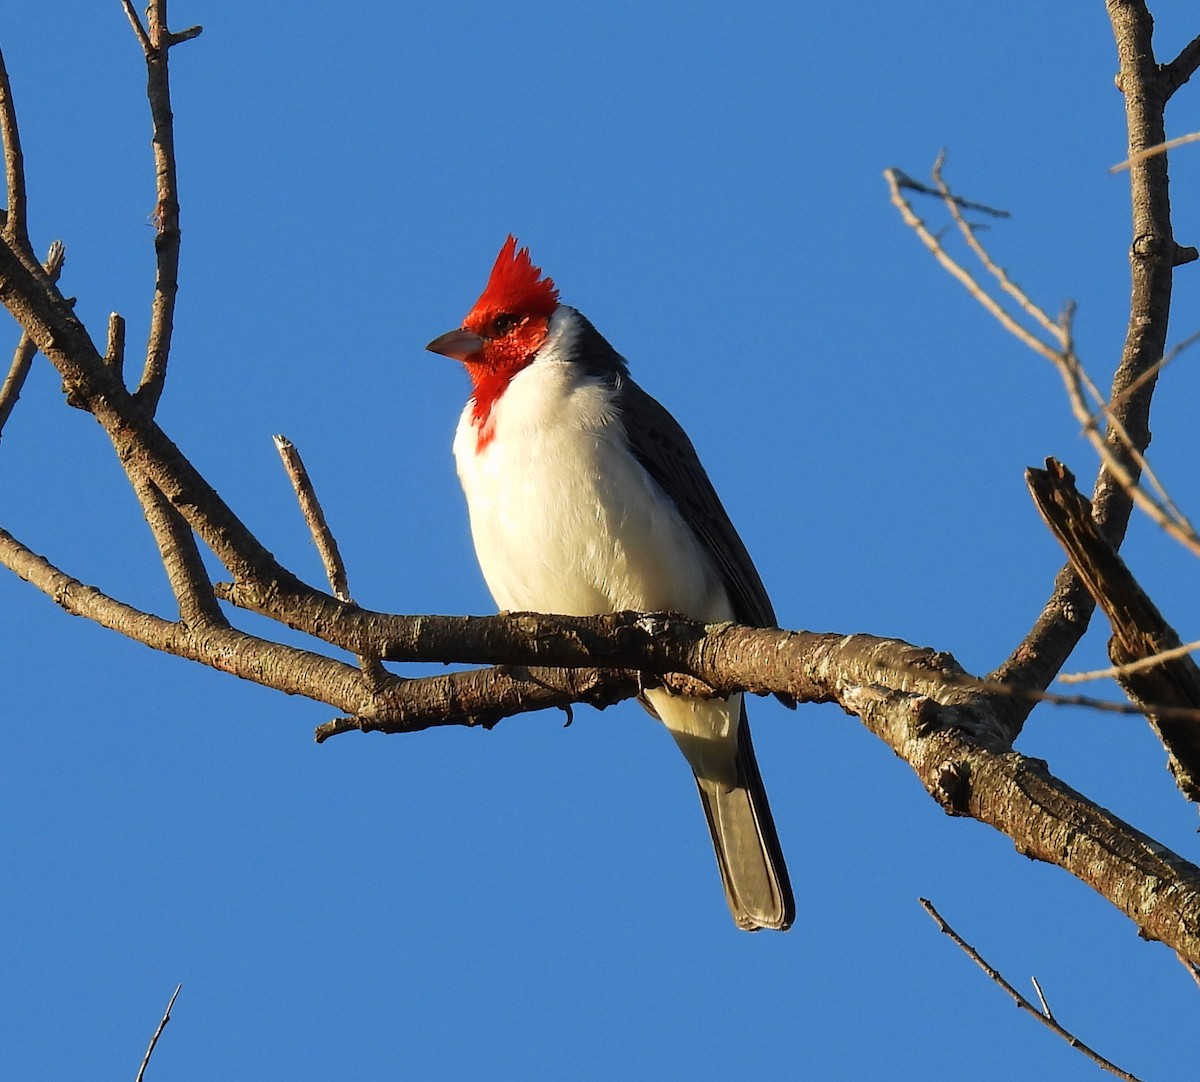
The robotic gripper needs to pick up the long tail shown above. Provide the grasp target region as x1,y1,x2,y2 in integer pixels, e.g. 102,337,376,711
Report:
693,708,794,931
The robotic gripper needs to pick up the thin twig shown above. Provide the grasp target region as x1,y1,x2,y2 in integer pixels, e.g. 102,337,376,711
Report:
1055,331,1200,556
119,0,153,56
1111,130,1200,172
888,167,1010,218
883,167,1060,364
135,983,181,1082
1031,976,1054,1020
1103,328,1200,415
1061,639,1200,684
931,153,1063,343
1058,315,1178,522
274,435,350,601
126,468,228,627
273,434,389,687
0,241,64,438
920,899,1142,1082
941,671,1200,722
889,159,1200,567
1177,950,1200,993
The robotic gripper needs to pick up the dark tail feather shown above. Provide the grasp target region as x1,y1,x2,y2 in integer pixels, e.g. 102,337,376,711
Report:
694,710,794,931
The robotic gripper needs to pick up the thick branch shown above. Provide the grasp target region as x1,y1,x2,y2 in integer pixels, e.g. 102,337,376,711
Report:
9,511,1200,961
315,665,644,741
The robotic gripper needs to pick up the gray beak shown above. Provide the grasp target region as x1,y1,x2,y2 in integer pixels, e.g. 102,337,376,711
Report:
426,328,485,363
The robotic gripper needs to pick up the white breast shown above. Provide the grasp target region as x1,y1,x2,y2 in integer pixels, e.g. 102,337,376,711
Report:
452,329,731,624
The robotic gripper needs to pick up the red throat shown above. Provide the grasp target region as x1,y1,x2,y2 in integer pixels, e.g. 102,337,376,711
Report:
459,236,560,449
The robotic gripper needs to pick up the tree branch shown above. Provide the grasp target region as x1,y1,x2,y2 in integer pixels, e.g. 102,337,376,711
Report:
1160,32,1200,100
921,900,1143,1081
1027,459,1200,802
886,4,1186,733
0,240,63,439
0,45,30,253
127,0,203,415
135,984,182,1082
0,233,291,586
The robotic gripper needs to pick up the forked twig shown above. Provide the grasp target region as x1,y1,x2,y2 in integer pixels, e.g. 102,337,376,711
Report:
930,153,1062,343
135,983,182,1082
886,160,1200,559
920,899,1142,1082
885,165,1057,364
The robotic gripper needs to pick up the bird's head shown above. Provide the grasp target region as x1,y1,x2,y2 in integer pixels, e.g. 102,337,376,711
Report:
426,236,560,389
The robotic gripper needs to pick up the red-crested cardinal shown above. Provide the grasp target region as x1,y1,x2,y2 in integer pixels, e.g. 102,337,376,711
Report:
427,237,793,930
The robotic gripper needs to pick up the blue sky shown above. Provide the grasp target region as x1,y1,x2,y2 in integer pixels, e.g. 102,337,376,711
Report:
4,2,1200,1078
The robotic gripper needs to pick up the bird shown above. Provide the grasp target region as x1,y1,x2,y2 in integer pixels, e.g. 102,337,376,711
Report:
426,236,793,931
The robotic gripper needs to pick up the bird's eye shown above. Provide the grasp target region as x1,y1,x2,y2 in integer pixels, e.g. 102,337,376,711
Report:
491,313,519,336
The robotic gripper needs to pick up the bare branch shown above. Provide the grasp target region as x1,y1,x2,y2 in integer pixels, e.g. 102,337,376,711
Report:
0,45,29,252
126,0,205,416
135,983,181,1082
0,525,376,713
1160,32,1200,100
0,233,293,586
0,241,64,439
1030,976,1054,1020
120,0,153,57
274,435,350,601
1105,328,1200,413
126,469,228,627
887,167,1010,218
1028,459,1200,802
1051,317,1200,557
931,153,1064,343
315,665,644,742
273,433,390,691
920,900,1143,1082
104,312,126,379
892,5,1186,730
883,166,1059,364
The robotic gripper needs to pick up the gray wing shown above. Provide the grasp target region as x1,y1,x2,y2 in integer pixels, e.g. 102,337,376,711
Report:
614,375,778,629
